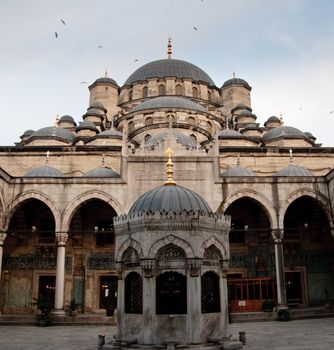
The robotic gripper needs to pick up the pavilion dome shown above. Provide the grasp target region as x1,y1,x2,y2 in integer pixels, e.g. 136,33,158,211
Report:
83,166,120,178
221,166,256,176
262,126,305,142
222,77,251,89
218,129,244,139
25,166,64,177
124,58,215,86
30,126,76,143
128,185,212,215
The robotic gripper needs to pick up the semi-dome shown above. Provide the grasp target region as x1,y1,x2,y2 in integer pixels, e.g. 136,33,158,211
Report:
274,164,313,177
96,129,123,139
262,126,305,142
124,59,215,86
25,166,64,177
31,127,76,142
221,166,256,176
218,129,244,139
129,96,208,114
129,185,212,215
20,129,35,139
84,166,120,178
222,77,251,89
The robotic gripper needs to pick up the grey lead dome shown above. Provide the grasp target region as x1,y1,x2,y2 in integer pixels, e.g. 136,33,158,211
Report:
25,166,64,177
128,185,212,214
124,59,215,86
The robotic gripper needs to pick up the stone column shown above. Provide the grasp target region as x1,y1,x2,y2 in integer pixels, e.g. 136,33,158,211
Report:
220,259,229,337
53,232,68,315
187,259,202,344
0,232,7,289
115,262,124,341
272,229,288,309
142,259,156,345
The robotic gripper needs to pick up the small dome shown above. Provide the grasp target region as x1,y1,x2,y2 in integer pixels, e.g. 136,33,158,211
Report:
222,78,251,89
221,166,255,176
93,77,118,87
129,96,208,114
84,166,120,178
25,166,64,177
31,127,76,142
129,185,212,215
76,121,98,132
304,131,316,141
83,108,104,119
88,102,107,113
262,126,305,142
218,129,244,139
59,115,76,125
97,129,123,139
124,58,215,86
244,124,259,130
20,129,35,139
264,116,280,127
274,164,313,177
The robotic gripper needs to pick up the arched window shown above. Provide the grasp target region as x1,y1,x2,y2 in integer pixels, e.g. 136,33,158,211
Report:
207,91,212,101
145,117,153,125
192,87,198,98
189,134,197,142
128,121,134,132
158,84,166,96
125,272,143,314
122,247,140,266
175,84,182,95
128,89,133,101
207,121,212,132
142,86,148,98
201,271,220,313
144,134,151,142
156,272,187,314
187,116,196,126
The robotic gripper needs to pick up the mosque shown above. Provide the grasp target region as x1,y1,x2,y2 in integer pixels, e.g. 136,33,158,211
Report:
0,40,334,337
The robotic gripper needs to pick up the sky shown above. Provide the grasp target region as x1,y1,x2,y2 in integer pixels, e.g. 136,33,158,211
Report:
1,0,334,146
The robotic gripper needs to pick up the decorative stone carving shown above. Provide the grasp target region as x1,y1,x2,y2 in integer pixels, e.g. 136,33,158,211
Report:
0,231,7,246
55,232,68,246
87,255,115,270
272,229,284,243
141,259,156,278
187,258,201,277
115,262,124,280
157,244,186,260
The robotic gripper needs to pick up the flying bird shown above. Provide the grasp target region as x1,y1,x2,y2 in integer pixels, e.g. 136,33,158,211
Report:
55,32,58,38
80,82,88,84
134,59,139,62
98,45,103,48
298,107,303,111
330,110,334,114
193,26,198,30
61,19,66,25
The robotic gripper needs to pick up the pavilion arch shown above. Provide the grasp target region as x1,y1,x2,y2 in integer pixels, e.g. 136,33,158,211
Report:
61,190,125,232
5,190,61,232
278,188,333,229
200,235,228,259
219,189,277,230
116,238,144,262
0,185,5,229
148,234,194,259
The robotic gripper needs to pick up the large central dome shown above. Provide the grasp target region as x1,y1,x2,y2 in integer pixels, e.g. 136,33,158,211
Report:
129,185,212,214
124,59,215,86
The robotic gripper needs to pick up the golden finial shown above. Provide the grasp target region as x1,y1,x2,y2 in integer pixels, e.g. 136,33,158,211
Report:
280,112,284,126
46,150,50,166
164,147,176,186
167,37,172,59
105,69,108,77
55,113,59,127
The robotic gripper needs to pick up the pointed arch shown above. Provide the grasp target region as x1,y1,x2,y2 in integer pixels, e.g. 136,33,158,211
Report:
219,189,277,230
148,234,194,258
5,190,61,232
0,185,5,229
200,235,229,259
61,190,124,232
116,238,143,262
278,188,332,229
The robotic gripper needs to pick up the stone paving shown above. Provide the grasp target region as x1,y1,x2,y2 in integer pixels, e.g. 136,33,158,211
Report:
0,318,333,350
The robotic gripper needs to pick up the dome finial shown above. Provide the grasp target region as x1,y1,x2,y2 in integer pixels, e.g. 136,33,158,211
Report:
280,112,284,126
105,68,108,77
102,154,105,167
167,37,172,59
164,147,176,186
237,153,240,166
46,150,50,166
55,113,59,127
289,149,293,164
233,69,236,78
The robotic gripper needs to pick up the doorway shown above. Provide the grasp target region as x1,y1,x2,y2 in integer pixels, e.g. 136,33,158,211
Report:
99,276,118,316
38,276,55,308
285,271,303,306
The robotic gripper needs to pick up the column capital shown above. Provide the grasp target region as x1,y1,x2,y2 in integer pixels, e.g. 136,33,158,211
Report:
141,259,156,278
0,232,7,246
187,258,202,277
55,232,68,246
272,229,284,242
